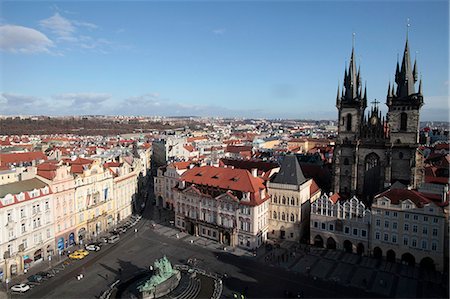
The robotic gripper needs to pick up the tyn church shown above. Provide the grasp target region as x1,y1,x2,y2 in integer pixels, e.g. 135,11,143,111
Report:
333,36,424,202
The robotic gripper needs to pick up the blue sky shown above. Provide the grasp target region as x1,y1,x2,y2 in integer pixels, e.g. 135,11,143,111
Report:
0,1,448,120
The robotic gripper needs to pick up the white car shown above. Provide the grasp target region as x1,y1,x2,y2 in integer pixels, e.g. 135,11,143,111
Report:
11,284,30,293
85,244,101,251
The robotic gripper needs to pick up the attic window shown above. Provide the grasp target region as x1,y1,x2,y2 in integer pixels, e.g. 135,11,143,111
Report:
195,173,202,177
230,177,239,182
212,175,219,179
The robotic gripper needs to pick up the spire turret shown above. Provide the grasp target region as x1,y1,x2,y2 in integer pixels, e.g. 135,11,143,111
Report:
413,58,418,82
418,77,422,95
395,39,416,98
342,41,362,102
336,84,340,107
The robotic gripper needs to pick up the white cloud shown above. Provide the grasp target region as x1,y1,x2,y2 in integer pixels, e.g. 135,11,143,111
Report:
212,28,226,35
53,92,111,105
0,25,53,53
39,13,75,39
39,13,112,53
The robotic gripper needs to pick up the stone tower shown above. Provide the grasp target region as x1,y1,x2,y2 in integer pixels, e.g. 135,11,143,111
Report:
333,45,367,196
386,37,424,186
333,34,423,201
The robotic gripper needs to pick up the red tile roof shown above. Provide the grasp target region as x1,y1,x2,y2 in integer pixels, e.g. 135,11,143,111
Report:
187,136,208,142
181,166,264,193
69,157,93,165
170,161,193,170
310,179,321,197
103,162,122,168
184,145,195,152
0,151,47,166
226,145,253,153
377,189,435,208
0,138,12,146
329,193,342,204
36,161,58,180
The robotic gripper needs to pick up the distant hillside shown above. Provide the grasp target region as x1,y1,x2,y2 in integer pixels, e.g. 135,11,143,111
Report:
0,117,200,136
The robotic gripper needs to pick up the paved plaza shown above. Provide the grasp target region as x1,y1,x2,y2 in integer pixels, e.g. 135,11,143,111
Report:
1,192,447,299
151,220,449,298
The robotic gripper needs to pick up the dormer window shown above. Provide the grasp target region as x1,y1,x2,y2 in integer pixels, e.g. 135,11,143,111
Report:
17,192,25,201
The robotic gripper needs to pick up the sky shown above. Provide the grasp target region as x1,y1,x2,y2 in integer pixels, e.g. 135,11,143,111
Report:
0,0,448,121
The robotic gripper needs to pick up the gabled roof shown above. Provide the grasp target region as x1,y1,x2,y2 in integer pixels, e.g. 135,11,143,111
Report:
69,157,93,165
272,155,306,186
36,161,58,180
181,166,265,193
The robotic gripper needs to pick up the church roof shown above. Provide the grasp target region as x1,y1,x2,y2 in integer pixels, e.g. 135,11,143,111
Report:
271,155,307,186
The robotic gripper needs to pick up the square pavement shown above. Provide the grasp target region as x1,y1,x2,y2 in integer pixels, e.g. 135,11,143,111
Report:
341,252,360,264
370,271,395,297
309,259,334,279
395,277,417,298
328,262,354,284
324,250,343,261
290,255,319,274
349,267,375,290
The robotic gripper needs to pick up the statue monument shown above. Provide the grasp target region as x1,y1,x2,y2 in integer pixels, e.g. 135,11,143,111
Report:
137,256,181,299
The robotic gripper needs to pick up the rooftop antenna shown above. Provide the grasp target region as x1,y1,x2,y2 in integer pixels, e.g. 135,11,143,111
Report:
352,32,356,49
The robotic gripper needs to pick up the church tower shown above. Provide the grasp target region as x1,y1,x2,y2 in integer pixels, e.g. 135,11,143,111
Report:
333,44,367,195
386,37,424,186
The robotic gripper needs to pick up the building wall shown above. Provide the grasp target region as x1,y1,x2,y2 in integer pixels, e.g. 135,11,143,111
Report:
310,195,370,254
0,187,54,281
267,180,313,242
174,186,268,250
371,196,446,271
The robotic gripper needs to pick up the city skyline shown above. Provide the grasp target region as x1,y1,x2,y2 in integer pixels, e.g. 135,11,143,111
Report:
0,1,448,120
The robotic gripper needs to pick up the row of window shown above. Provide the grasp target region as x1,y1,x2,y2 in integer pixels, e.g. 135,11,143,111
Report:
375,219,439,236
313,221,367,237
6,228,51,246
272,211,299,222
375,210,439,223
271,196,300,206
6,202,51,222
374,232,438,251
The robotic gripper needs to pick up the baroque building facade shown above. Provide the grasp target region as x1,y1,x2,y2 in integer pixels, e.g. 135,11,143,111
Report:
174,165,269,249
333,36,423,201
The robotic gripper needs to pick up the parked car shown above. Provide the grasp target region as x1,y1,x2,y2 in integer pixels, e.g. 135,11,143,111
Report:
69,252,85,260
11,284,30,293
36,271,54,278
85,244,101,251
108,234,120,243
27,274,43,283
75,249,89,257
100,236,110,243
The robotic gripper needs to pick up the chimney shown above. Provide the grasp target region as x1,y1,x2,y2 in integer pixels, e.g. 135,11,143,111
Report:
251,168,258,178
